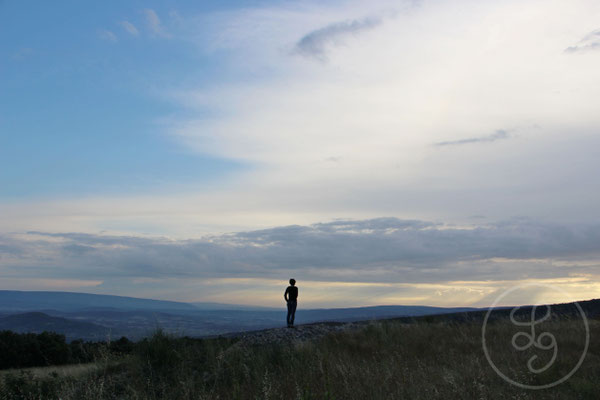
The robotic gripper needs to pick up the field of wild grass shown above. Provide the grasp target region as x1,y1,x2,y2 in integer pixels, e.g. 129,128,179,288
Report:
1,318,598,399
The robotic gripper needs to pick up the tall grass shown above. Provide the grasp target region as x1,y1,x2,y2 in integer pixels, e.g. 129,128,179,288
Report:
1,319,598,399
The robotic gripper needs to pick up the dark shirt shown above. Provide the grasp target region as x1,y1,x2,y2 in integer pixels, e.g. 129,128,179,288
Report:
285,286,298,302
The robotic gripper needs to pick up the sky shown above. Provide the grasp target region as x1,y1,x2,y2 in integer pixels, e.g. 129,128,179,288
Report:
1,0,600,308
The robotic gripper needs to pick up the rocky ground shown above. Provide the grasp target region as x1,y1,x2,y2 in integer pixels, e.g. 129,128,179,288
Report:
223,320,369,347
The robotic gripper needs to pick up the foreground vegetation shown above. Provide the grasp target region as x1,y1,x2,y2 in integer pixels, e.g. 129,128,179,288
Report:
1,317,598,399
0,331,134,370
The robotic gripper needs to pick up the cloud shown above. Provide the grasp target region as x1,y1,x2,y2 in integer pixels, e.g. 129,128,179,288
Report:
4,217,600,306
3,218,600,285
98,29,117,42
433,130,510,147
159,0,600,231
295,16,382,60
565,29,600,53
119,20,139,36
4,0,600,258
143,8,170,37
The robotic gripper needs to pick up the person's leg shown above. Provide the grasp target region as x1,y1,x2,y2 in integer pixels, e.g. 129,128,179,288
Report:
290,301,297,326
286,302,292,326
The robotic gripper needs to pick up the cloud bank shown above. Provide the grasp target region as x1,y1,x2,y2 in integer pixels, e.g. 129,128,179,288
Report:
2,218,600,306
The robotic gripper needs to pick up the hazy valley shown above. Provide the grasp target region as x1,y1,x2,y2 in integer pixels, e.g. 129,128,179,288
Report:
0,290,477,341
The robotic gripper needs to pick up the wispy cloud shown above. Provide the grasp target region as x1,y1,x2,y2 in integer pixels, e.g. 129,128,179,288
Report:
565,29,600,53
119,20,139,36
143,9,170,38
295,16,382,60
98,29,118,42
11,47,33,61
434,130,510,147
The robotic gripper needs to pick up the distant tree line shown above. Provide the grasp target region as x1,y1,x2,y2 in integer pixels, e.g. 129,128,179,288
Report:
0,330,134,370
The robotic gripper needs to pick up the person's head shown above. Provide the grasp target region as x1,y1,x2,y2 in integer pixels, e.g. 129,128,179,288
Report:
289,278,296,286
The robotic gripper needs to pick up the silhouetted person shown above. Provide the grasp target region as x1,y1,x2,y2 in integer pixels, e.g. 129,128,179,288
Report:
284,279,298,327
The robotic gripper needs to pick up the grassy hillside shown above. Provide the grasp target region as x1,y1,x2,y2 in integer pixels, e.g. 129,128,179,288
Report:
1,315,598,399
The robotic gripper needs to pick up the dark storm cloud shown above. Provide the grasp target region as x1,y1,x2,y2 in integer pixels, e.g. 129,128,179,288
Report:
434,130,509,147
295,17,382,60
3,218,600,284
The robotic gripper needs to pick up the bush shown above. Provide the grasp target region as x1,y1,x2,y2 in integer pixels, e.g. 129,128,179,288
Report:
0,331,70,369
135,329,183,377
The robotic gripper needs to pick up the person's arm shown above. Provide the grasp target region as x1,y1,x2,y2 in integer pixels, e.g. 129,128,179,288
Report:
284,287,289,302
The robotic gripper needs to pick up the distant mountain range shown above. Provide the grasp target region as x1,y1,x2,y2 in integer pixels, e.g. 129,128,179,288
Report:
0,290,197,312
0,290,479,341
190,302,280,311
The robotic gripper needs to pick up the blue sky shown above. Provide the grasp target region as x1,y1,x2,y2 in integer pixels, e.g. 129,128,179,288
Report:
1,1,252,198
1,0,600,306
